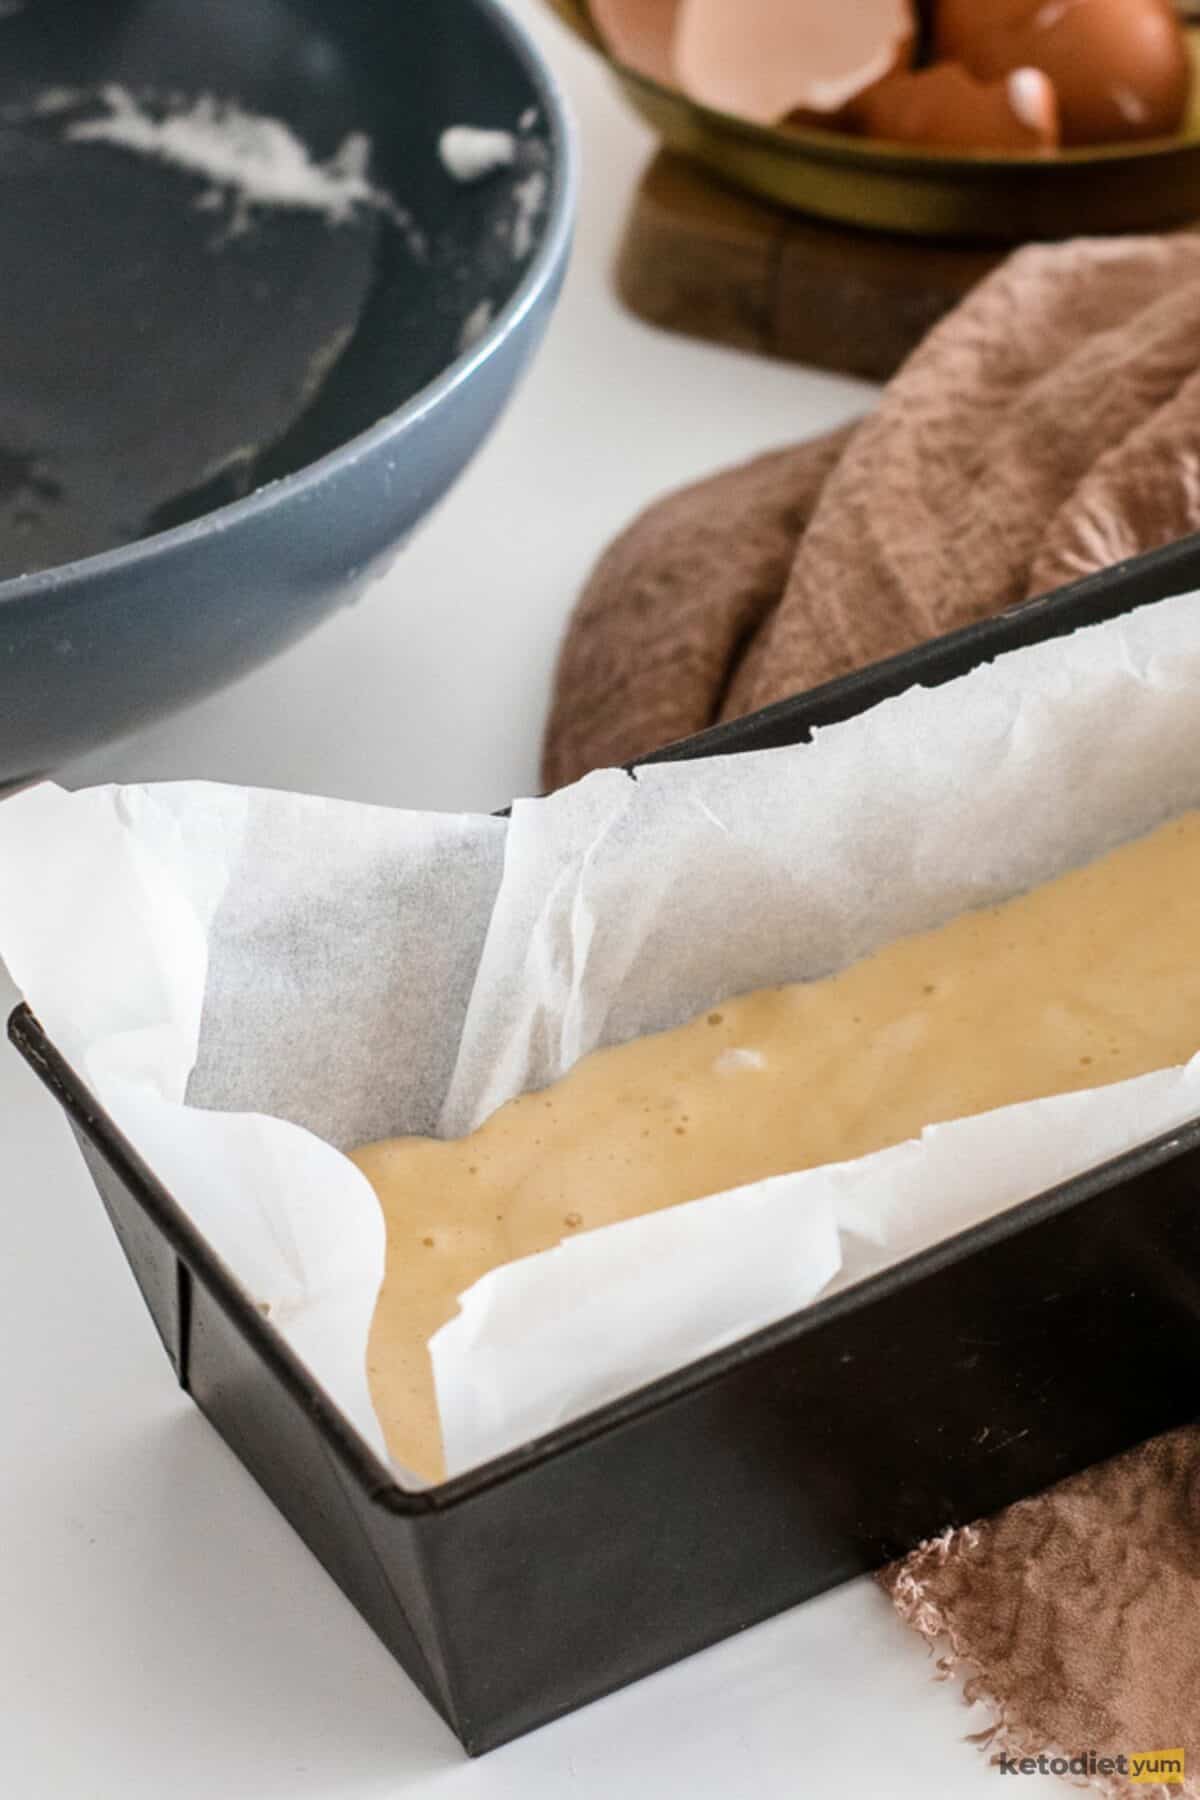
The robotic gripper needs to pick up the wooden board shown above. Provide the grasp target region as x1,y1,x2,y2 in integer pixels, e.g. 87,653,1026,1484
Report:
615,151,1010,382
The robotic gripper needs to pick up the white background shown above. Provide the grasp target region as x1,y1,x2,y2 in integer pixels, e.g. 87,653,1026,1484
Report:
0,4,1058,1793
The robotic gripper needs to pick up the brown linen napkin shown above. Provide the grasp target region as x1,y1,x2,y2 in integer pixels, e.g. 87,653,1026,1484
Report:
542,232,1200,1791
543,233,1200,789
883,1427,1200,1796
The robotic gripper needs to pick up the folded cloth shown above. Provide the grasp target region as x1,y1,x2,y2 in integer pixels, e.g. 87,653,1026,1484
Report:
543,233,1200,790
542,232,1200,1790
884,1427,1200,1796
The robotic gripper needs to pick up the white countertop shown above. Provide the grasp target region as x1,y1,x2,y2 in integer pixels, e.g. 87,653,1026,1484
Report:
0,6,1059,1795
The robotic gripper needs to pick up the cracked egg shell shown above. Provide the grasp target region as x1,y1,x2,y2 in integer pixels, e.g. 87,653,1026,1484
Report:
853,60,1060,149
589,0,679,85
674,0,915,127
935,0,1191,144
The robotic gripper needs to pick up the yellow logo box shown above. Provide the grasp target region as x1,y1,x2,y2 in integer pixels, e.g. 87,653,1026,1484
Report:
1130,1749,1185,1786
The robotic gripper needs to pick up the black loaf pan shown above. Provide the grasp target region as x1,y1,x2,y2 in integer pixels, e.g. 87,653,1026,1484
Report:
13,532,1200,1754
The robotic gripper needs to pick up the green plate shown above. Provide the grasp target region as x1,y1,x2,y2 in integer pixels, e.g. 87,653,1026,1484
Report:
548,0,1200,241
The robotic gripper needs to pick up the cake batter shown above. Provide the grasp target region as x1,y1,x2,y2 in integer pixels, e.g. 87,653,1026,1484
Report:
353,810,1200,1478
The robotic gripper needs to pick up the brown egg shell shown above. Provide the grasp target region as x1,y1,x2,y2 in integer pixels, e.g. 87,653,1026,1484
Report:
674,0,916,127
588,0,680,86
935,0,1191,144
853,58,1061,150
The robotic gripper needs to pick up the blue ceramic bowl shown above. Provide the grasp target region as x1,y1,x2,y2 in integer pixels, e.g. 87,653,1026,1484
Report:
0,0,574,785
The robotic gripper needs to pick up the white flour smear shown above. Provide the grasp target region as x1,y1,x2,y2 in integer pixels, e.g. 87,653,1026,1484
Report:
457,297,494,351
64,85,418,242
439,118,550,260
439,124,516,182
510,168,547,259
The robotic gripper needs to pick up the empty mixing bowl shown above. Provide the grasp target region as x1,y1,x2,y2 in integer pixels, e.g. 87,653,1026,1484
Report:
0,0,574,786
